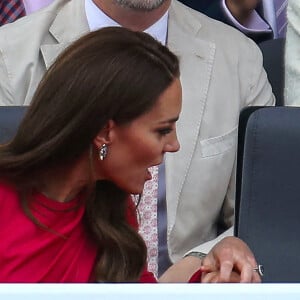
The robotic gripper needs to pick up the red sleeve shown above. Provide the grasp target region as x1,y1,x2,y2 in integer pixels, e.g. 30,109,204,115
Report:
139,268,201,283
139,268,157,283
188,269,202,283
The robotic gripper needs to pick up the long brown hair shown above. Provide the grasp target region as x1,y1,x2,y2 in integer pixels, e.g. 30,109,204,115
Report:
0,27,179,282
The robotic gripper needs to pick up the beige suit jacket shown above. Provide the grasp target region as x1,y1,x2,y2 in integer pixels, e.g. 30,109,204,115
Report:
0,0,274,262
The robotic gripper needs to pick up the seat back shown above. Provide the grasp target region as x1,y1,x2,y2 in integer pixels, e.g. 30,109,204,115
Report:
235,106,300,282
0,106,27,143
234,106,264,232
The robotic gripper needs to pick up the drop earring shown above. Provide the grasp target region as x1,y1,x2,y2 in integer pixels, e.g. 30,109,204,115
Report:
99,144,108,161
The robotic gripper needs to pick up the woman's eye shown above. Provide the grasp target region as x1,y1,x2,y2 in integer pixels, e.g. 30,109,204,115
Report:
157,128,172,136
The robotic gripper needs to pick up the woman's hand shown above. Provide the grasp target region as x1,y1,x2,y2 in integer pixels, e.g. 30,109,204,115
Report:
159,236,261,283
200,236,261,283
201,269,241,283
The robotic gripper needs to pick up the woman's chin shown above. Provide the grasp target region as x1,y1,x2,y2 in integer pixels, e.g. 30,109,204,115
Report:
125,183,145,196
130,187,144,195
117,177,148,195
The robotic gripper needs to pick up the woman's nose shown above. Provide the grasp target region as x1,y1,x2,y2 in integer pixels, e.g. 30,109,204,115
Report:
164,134,180,153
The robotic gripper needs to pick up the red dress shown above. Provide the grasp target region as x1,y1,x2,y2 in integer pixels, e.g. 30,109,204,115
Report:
0,183,200,283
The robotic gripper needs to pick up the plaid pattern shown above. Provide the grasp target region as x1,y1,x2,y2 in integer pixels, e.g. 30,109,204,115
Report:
0,0,25,26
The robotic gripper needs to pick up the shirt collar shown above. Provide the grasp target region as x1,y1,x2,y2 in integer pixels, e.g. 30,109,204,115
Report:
85,0,168,45
221,0,270,33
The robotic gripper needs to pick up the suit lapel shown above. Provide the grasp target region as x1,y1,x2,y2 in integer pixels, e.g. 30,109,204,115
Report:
165,1,216,229
40,0,89,69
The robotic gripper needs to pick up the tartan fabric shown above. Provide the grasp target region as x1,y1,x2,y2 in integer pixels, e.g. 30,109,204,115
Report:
0,0,25,26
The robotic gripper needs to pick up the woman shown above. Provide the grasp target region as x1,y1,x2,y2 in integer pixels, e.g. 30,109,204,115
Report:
0,27,249,283
0,26,182,283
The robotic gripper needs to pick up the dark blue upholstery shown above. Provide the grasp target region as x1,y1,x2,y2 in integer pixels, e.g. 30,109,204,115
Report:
0,106,27,143
235,106,300,282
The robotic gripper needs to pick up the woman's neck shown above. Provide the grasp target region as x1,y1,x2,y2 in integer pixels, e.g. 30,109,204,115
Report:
39,154,92,203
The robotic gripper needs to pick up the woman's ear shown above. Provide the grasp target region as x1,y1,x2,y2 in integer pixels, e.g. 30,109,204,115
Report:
93,120,115,149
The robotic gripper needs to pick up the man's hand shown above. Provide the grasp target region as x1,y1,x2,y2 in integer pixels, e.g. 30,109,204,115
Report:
200,236,261,283
159,236,261,283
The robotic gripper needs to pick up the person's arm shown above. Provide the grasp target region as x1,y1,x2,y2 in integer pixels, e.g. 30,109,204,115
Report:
159,236,261,283
160,35,274,284
193,33,275,267
285,0,300,106
157,235,236,283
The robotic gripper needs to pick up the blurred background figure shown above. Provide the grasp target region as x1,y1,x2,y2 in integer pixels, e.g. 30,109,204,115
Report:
285,0,300,106
262,0,288,38
179,0,288,43
0,0,53,25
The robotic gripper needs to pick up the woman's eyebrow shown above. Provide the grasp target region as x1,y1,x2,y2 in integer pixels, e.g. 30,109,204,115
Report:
158,116,179,124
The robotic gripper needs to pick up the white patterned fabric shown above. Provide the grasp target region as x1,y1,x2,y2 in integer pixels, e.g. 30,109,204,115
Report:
135,166,159,277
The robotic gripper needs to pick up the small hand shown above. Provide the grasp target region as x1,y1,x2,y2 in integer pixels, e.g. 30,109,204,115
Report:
201,269,241,283
159,255,202,282
201,236,261,283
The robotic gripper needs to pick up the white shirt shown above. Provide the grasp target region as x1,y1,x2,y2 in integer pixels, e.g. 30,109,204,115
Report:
22,0,54,15
85,0,168,45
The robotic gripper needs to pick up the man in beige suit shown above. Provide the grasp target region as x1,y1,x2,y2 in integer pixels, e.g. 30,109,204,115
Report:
0,0,274,282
